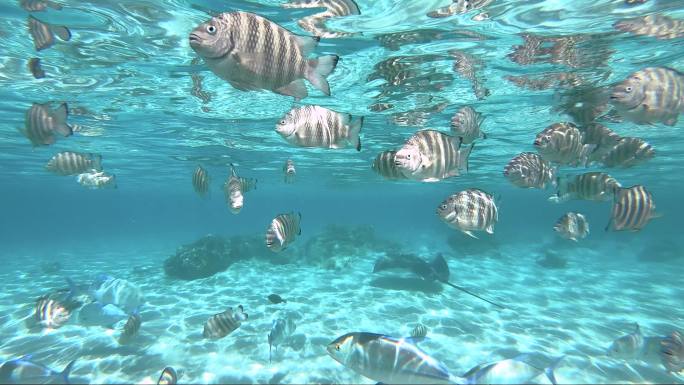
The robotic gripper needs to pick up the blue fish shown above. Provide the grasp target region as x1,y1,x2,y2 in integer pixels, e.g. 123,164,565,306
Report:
0,355,75,384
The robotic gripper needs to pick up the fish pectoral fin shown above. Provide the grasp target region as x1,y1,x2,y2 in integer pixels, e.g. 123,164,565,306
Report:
462,230,478,239
421,177,441,182
485,225,494,234
275,80,308,100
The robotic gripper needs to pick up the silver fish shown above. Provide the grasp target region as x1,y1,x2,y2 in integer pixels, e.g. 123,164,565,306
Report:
615,14,684,40
20,0,63,11
437,188,498,239
600,137,655,168
46,151,102,176
118,311,141,344
268,317,297,362
28,15,70,51
326,332,454,384
276,105,363,151
550,172,621,203
394,129,473,182
265,212,302,252
76,171,117,189
410,324,428,339
554,212,589,241
461,355,563,385
192,165,210,197
157,367,178,385
533,122,593,166
427,0,493,19
224,164,257,214
203,305,248,339
372,150,406,180
0,356,75,384
189,11,339,100
450,50,489,100
28,58,45,79
450,106,486,145
610,67,684,126
608,323,645,359
20,102,72,146
606,185,658,231
34,296,71,329
504,152,557,189
660,330,684,373
283,0,360,38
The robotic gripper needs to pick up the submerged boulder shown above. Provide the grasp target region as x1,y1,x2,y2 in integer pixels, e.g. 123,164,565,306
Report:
303,224,400,268
164,235,232,280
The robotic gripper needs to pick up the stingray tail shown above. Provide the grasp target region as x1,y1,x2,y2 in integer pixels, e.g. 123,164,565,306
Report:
444,281,506,310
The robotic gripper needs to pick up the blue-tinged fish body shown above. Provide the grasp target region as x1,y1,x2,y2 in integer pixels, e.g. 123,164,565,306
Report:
0,356,75,384
461,355,562,385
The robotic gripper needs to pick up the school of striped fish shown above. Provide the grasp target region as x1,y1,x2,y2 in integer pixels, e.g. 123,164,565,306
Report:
5,0,684,383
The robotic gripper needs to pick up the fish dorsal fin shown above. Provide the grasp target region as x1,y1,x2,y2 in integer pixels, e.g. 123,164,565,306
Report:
461,363,488,379
633,323,641,335
229,163,237,177
293,35,320,55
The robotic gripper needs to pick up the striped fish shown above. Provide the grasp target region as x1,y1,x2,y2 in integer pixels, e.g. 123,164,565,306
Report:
394,129,473,182
20,0,63,11
606,185,658,231
600,137,655,168
28,58,45,79
265,212,301,252
534,122,594,166
581,123,621,164
276,105,363,151
192,165,210,197
203,305,248,339
450,106,486,145
427,0,493,19
268,317,297,362
283,0,360,38
615,14,684,40
372,150,406,180
326,332,454,384
554,212,589,241
436,188,498,238
410,324,428,339
46,151,102,176
551,172,621,203
28,15,70,51
34,296,71,329
660,330,684,373
504,152,557,189
450,50,489,100
157,367,178,385
20,102,72,146
118,312,141,344
283,159,296,184
224,164,257,214
189,11,339,100
76,171,116,189
610,67,684,126
608,323,644,359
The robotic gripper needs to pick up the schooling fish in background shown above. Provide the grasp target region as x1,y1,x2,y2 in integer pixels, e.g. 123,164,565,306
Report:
460,354,565,385
661,330,684,373
600,137,655,168
436,188,498,239
371,150,406,180
283,159,296,184
118,310,142,344
189,11,339,100
77,301,127,328
45,151,102,176
157,367,181,385
614,14,684,40
20,0,63,11
76,171,117,189
394,129,473,182
27,58,45,79
550,172,621,203
326,332,455,384
34,295,72,329
553,212,589,241
265,212,302,252
606,185,659,232
192,165,210,197
450,49,490,100
610,67,684,126
503,152,557,189
224,164,257,214
533,122,594,167
203,305,248,339
450,106,486,145
282,0,360,38
276,105,363,151
268,317,296,362
0,355,76,384
19,102,72,146
27,15,70,51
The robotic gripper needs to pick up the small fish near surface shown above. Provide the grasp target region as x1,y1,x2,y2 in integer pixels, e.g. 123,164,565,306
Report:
20,0,63,11
27,58,45,79
550,172,621,203
606,185,659,232
450,106,486,145
268,317,297,362
20,102,72,146
192,165,210,197
27,15,71,51
554,212,589,241
326,332,455,384
265,212,302,252
661,330,684,373
372,150,406,180
46,151,102,176
283,0,360,38
276,105,363,151
615,14,684,40
600,137,655,168
203,305,248,339
437,188,498,239
503,152,557,189
283,159,296,184
267,294,287,304
157,367,180,385
533,122,594,166
224,163,257,214
610,67,684,126
118,310,142,344
189,11,339,100
0,355,76,385
77,171,117,189
394,129,473,182
460,354,565,385
34,296,72,329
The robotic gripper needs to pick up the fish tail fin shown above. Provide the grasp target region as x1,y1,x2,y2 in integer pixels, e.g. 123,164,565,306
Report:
65,277,77,300
91,154,103,172
549,175,566,203
61,359,77,384
54,103,73,137
349,116,363,151
549,167,559,188
306,55,339,96
544,355,565,385
51,25,71,41
459,143,474,173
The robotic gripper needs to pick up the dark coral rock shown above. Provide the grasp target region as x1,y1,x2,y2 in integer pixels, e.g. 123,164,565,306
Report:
164,235,232,280
303,224,400,267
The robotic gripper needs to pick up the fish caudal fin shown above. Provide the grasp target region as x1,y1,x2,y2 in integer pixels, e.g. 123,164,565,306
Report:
306,55,339,96
349,117,363,151
54,103,73,137
61,359,77,384
52,25,71,41
91,154,103,172
458,143,474,173
544,355,565,385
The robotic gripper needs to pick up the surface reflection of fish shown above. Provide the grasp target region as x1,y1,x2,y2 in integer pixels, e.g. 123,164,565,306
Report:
224,164,257,214
268,317,297,362
203,305,248,339
506,72,583,91
436,188,498,238
427,0,493,19
369,102,393,112
390,103,448,127
28,15,70,51
509,33,612,69
450,50,489,99
20,0,63,11
551,172,621,203
28,58,45,79
606,185,658,232
554,212,589,241
0,356,76,384
77,171,117,189
20,102,72,146
372,150,406,180
374,29,484,51
394,130,473,182
283,0,360,38
600,137,654,168
503,152,557,189
615,14,684,40
265,212,302,252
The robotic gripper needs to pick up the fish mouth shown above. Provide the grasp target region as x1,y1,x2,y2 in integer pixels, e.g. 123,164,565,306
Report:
189,33,202,46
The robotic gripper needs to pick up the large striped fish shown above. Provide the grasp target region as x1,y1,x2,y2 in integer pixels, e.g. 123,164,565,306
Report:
550,172,621,203
28,15,70,51
394,129,473,182
28,58,45,79
534,122,594,166
450,106,486,145
372,150,406,180
600,137,655,168
224,164,257,214
283,159,296,184
192,165,210,197
610,67,684,126
276,105,363,151
203,305,248,339
265,212,302,252
118,311,141,344
606,185,658,231
326,332,454,384
189,11,339,100
554,212,589,241
615,14,684,40
20,0,63,11
20,102,72,146
660,330,684,373
34,296,71,329
436,188,498,239
46,151,102,176
503,152,557,189
283,0,360,38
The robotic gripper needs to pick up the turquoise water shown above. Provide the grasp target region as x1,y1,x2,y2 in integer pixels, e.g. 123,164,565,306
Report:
1,0,684,384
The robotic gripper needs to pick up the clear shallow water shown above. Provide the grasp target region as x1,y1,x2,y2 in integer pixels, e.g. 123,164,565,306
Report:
1,0,684,384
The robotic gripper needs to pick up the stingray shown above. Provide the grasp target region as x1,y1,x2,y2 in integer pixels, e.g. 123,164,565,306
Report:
373,253,506,309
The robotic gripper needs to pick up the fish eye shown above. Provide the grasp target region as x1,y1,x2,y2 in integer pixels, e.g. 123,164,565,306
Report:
335,344,341,351
441,204,447,210
206,25,217,34
625,86,632,92
279,120,286,125
406,154,411,159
